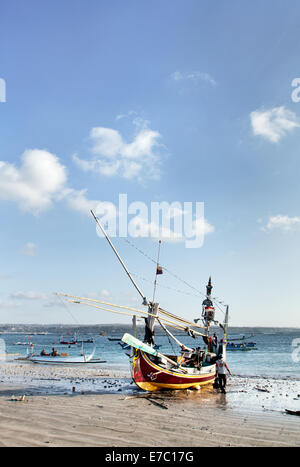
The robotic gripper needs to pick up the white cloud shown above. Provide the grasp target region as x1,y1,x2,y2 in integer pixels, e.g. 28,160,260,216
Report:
116,112,151,132
0,149,67,213
20,242,37,256
265,214,300,232
73,122,164,181
90,127,124,158
0,150,104,217
10,291,49,300
193,217,215,236
0,300,22,309
64,188,102,215
127,215,214,243
0,116,166,216
171,70,217,86
0,118,165,217
128,216,183,242
65,188,117,221
100,289,110,298
250,106,300,143
72,154,122,178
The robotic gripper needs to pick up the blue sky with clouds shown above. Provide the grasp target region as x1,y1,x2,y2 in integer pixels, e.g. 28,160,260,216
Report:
1,0,300,326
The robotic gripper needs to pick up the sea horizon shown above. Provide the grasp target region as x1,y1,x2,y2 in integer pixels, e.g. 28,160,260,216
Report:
0,323,299,330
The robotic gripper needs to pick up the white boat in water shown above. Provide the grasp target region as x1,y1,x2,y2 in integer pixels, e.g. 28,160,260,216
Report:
28,346,96,364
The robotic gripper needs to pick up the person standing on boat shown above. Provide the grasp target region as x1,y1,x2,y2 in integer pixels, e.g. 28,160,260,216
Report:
216,354,231,393
212,333,218,353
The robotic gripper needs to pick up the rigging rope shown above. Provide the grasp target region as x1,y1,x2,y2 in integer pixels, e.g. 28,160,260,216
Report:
164,324,178,356
56,293,81,325
122,238,227,309
131,271,204,299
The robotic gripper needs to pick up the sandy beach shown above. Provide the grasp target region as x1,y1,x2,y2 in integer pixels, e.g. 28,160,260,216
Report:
0,361,299,447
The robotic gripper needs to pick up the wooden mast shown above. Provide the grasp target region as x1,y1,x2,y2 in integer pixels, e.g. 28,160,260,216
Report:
152,240,162,303
145,240,162,345
90,209,158,346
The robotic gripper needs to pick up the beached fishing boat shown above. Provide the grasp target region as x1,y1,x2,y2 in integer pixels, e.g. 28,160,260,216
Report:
122,331,218,391
58,210,229,392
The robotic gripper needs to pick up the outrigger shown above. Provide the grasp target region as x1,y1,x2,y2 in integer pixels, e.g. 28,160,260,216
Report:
59,210,229,392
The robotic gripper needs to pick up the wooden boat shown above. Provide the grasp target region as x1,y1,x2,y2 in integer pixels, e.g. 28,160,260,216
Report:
132,351,216,391
227,333,256,350
60,335,78,345
226,343,252,351
227,338,257,351
122,333,217,391
58,210,230,392
28,346,96,364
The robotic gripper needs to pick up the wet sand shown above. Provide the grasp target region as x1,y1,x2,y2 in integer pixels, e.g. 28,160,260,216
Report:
0,361,299,447
0,390,299,447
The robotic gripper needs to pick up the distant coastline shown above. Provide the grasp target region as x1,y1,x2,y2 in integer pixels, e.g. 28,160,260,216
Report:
0,324,299,335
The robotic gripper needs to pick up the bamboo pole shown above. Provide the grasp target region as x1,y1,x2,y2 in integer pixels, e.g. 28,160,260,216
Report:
158,307,207,330
58,293,145,314
57,292,206,330
67,299,207,338
91,210,147,304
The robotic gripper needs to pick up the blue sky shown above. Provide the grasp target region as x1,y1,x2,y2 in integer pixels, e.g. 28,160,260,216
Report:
1,0,300,326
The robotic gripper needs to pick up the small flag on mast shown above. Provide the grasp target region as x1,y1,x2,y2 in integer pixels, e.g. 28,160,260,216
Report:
156,265,163,275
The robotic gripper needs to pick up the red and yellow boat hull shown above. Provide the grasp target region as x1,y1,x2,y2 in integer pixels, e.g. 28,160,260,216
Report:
132,350,216,392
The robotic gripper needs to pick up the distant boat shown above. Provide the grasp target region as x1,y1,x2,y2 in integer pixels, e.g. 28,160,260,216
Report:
15,335,33,346
226,333,257,351
108,337,122,341
226,342,257,351
59,334,78,345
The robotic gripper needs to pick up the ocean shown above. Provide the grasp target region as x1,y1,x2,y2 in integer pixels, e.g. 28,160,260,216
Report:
0,326,300,416
1,326,299,380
